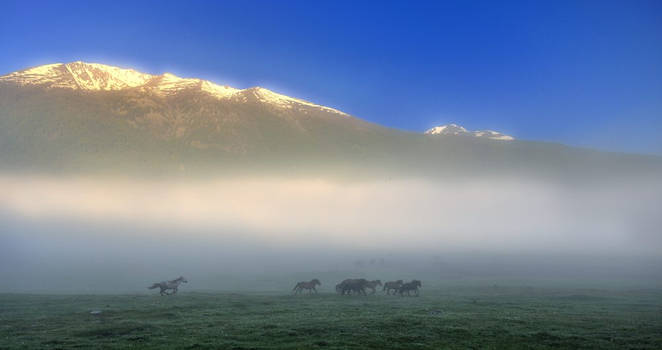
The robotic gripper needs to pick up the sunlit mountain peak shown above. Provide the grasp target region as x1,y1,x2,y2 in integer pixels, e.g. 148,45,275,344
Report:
0,62,347,115
425,123,514,140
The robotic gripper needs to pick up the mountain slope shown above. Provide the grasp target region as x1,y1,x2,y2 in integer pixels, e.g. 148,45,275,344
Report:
0,62,347,114
1,62,660,180
0,62,406,171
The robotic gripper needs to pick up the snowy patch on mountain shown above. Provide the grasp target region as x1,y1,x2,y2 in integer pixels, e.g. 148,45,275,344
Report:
425,124,514,140
245,87,348,116
0,61,347,116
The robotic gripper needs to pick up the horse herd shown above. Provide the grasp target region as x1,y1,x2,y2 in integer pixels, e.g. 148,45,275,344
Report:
147,276,422,297
293,278,422,296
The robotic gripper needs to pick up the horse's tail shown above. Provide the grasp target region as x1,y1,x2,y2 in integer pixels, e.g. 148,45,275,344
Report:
148,283,159,289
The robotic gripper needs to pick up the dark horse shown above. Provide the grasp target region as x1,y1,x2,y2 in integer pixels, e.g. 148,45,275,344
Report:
383,280,403,295
398,280,422,296
338,278,369,295
292,279,321,294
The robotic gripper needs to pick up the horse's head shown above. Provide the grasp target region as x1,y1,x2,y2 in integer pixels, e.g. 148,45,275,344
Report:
376,280,382,286
312,279,321,286
179,276,188,283
413,280,421,287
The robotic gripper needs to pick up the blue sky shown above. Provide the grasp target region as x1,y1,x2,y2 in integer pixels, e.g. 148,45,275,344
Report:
1,0,661,154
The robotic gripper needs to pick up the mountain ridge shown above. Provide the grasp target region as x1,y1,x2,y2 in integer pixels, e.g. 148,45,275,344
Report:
1,62,660,180
0,62,349,117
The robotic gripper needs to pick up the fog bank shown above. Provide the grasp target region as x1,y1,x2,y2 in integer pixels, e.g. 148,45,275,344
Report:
1,174,660,292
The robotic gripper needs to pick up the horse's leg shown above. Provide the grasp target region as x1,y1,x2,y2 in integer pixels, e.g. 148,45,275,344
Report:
313,287,317,294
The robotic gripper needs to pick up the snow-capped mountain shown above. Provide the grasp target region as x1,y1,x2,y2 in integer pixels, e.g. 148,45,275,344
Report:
0,61,393,169
0,61,348,116
425,123,514,141
0,62,153,90
425,124,469,136
1,61,657,179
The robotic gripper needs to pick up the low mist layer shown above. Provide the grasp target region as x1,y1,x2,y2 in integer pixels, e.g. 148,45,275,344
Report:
1,174,660,292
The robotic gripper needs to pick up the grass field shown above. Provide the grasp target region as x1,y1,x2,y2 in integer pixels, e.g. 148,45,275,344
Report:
1,286,661,349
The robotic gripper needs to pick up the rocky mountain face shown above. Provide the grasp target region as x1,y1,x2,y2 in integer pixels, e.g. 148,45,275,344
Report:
0,62,401,170
0,61,351,112
0,62,659,179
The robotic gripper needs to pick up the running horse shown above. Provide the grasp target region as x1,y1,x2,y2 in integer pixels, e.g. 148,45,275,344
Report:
148,276,188,295
292,279,321,294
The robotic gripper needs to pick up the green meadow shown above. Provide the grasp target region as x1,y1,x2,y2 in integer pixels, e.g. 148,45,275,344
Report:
2,286,661,349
